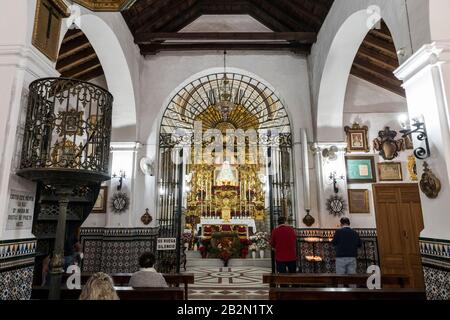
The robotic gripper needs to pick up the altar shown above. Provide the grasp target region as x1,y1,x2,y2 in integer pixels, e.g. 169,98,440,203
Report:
197,218,257,238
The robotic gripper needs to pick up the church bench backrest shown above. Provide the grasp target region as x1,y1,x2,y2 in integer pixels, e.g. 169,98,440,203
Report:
61,273,195,286
31,286,185,300
269,288,426,300
262,273,409,288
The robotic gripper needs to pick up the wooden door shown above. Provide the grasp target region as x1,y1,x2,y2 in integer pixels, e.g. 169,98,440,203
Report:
373,183,425,289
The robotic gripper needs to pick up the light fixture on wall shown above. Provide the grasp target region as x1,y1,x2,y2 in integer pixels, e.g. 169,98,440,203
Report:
328,171,345,194
112,170,126,190
399,116,431,160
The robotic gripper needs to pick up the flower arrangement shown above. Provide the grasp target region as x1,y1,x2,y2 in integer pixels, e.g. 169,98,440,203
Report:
252,231,270,250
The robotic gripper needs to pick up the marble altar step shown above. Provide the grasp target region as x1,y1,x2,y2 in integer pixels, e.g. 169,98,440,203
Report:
185,257,272,268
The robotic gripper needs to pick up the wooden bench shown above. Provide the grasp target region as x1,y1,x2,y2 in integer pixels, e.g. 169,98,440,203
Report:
269,288,426,300
263,273,410,288
60,273,195,299
31,286,184,300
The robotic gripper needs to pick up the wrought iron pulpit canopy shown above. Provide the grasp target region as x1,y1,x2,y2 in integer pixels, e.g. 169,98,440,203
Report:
17,77,113,185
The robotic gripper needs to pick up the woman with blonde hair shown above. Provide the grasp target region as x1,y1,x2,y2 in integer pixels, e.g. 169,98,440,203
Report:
79,272,119,300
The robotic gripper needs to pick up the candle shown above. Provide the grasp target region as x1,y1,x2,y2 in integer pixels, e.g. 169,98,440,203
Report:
301,129,311,211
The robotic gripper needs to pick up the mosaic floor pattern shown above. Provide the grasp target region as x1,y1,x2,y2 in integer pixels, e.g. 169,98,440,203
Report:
184,266,271,300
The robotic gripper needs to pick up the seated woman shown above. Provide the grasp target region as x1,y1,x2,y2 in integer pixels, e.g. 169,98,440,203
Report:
79,272,119,300
129,252,168,288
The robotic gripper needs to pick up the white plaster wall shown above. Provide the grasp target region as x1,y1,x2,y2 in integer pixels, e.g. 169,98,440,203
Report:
0,0,60,240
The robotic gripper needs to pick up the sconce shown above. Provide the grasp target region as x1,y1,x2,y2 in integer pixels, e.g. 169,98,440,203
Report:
112,170,126,190
399,117,431,160
329,171,345,194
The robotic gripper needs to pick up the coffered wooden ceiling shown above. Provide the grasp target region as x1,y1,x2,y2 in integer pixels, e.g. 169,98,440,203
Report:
56,29,104,82
351,21,405,97
122,0,334,54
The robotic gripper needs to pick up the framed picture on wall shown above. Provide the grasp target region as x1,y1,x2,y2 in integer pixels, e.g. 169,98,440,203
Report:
378,162,403,181
92,186,108,213
345,156,377,183
344,123,370,153
348,189,370,213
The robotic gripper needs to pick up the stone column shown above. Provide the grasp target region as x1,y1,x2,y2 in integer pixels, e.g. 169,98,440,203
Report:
395,42,450,241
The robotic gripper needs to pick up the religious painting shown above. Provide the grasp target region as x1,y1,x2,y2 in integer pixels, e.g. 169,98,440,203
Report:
378,162,403,181
348,189,370,213
58,109,84,137
92,186,108,213
32,0,69,61
345,156,376,184
345,123,370,153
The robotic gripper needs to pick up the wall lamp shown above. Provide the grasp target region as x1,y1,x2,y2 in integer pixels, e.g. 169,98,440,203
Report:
399,117,431,160
329,171,345,194
112,170,126,190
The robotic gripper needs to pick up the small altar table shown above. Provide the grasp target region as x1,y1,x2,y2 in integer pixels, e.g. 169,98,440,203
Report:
198,218,257,236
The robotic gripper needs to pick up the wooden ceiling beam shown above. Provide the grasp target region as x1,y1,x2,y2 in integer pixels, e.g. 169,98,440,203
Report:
58,38,92,60
356,47,398,72
278,0,322,31
77,65,105,82
353,56,401,86
363,35,398,59
63,58,102,79
56,47,97,71
134,32,317,44
134,0,199,34
351,66,405,97
140,42,310,55
247,0,304,31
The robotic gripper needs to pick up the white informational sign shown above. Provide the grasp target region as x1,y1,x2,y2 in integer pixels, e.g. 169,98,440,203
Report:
157,238,177,251
6,190,35,230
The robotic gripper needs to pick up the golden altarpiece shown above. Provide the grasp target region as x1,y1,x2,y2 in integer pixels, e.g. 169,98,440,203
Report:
157,72,295,271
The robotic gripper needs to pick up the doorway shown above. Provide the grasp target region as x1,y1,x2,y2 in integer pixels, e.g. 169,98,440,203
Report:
373,183,425,288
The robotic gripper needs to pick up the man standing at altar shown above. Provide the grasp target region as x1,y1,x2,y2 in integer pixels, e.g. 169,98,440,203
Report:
270,216,297,273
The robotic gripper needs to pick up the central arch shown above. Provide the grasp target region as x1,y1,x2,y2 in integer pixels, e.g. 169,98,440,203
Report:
156,71,295,273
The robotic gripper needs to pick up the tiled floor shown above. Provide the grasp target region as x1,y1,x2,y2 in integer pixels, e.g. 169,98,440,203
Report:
184,266,271,300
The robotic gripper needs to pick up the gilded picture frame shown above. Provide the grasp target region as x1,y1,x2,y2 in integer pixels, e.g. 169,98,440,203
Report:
345,123,370,153
92,186,108,213
32,0,69,62
378,162,403,181
348,189,370,213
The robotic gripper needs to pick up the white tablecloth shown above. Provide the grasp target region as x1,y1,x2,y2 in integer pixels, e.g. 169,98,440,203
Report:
198,218,256,231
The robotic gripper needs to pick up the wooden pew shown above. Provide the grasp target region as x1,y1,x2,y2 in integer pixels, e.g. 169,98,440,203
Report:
31,286,184,300
60,273,195,299
262,273,410,288
269,288,426,300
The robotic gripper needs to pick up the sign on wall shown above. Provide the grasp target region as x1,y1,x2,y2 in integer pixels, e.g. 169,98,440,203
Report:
156,238,177,251
6,190,35,230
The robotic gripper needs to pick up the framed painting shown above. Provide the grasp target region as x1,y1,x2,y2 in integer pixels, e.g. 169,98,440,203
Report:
348,189,370,213
32,0,69,61
378,162,403,181
345,156,377,183
345,123,370,153
92,186,108,213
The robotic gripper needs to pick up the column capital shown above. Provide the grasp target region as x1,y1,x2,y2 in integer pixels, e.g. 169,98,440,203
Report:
395,42,450,83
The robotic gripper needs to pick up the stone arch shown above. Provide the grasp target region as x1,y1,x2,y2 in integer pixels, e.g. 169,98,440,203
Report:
60,14,137,136
313,1,412,142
